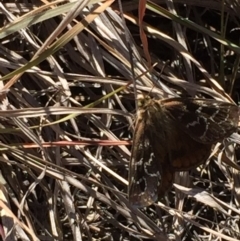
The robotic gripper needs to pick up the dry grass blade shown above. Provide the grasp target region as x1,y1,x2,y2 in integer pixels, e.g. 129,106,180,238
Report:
0,0,239,240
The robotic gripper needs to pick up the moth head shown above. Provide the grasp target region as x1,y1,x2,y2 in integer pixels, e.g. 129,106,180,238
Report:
136,94,152,108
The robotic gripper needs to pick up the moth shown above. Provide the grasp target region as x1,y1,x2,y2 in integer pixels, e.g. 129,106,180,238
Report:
128,97,239,207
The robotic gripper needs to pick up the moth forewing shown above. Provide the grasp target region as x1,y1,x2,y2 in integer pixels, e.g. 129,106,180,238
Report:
128,105,160,207
162,98,239,144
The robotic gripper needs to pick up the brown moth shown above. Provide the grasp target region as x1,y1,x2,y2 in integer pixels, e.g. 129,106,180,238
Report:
128,97,239,207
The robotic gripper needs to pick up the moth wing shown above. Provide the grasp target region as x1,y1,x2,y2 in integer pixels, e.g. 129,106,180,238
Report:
128,113,160,207
162,98,239,144
167,129,212,171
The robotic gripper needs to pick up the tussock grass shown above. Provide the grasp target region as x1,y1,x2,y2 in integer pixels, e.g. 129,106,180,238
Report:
0,1,240,240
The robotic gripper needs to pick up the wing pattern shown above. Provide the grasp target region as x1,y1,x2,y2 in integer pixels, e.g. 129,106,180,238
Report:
128,97,239,207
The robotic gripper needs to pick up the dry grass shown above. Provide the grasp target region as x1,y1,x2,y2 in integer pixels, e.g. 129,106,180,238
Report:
0,0,240,240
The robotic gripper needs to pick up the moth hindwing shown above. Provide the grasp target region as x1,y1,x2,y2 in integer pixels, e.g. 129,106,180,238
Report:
128,97,239,207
